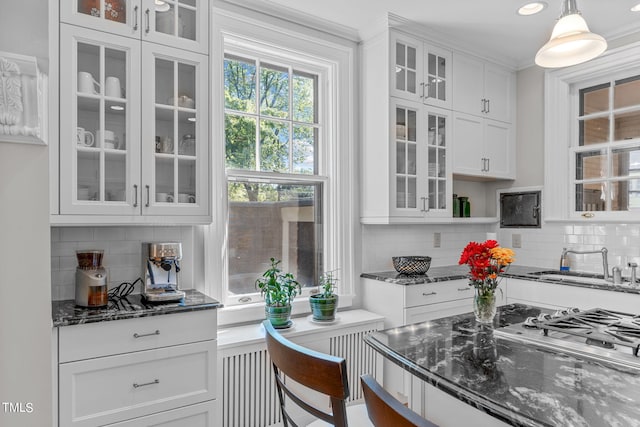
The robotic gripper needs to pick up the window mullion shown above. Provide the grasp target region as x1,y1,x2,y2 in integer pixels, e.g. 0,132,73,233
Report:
255,60,262,172
289,66,294,173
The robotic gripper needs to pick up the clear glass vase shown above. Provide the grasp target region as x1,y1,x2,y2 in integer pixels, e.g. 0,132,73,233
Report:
473,291,497,323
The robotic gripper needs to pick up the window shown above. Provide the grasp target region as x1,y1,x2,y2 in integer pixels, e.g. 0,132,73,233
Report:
572,75,640,213
223,51,325,305
543,44,640,221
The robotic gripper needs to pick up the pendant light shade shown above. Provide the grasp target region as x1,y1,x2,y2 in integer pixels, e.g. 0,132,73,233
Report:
535,0,607,68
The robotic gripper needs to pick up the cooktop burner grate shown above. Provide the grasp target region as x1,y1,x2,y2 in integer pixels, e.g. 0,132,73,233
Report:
539,308,640,356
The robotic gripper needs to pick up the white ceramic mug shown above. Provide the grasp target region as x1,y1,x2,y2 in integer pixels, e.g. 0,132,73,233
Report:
96,130,116,148
178,193,196,203
156,137,174,154
156,192,174,203
105,76,122,98
104,137,120,150
78,71,100,94
76,127,95,147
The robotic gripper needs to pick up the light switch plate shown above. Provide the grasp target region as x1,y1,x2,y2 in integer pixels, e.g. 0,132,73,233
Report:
434,232,441,248
512,233,522,248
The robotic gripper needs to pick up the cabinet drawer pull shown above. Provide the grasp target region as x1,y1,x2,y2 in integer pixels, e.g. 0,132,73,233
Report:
145,185,150,207
133,330,160,339
481,98,486,113
457,287,471,291
133,379,159,389
486,99,490,113
422,292,437,296
133,184,138,207
133,5,139,31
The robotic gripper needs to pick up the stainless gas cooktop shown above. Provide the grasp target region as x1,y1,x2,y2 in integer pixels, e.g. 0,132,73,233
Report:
495,307,640,371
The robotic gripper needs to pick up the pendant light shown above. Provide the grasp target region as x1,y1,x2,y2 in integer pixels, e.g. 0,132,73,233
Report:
535,0,607,68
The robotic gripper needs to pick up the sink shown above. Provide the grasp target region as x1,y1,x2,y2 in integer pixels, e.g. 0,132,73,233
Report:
529,270,630,286
537,273,611,286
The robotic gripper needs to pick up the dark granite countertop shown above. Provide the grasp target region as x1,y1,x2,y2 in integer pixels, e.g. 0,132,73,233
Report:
365,304,640,427
362,264,640,295
52,289,222,327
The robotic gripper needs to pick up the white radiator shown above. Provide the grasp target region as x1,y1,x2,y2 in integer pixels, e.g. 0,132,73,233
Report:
218,313,384,427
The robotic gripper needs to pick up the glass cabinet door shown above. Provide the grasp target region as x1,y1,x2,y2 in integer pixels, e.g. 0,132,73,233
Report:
393,103,420,216
390,32,422,103
423,45,452,109
141,0,208,54
425,109,450,214
60,25,141,215
61,0,142,39
141,43,208,216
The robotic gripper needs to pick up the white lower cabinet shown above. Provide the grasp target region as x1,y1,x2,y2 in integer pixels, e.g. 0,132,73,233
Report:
411,379,509,427
105,401,215,427
505,277,640,312
362,277,505,407
57,310,218,427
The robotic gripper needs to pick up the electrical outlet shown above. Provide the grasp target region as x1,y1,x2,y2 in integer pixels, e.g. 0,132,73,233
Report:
512,233,522,248
434,232,441,248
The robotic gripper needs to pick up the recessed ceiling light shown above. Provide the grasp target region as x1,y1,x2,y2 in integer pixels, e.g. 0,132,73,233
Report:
518,2,547,16
632,3,640,12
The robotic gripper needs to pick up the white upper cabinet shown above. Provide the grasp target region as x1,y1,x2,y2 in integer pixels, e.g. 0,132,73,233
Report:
452,53,513,123
361,27,453,224
60,0,208,54
452,112,513,179
56,2,209,223
390,31,452,109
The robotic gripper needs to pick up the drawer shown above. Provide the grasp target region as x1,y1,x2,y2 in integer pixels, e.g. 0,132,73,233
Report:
404,280,473,308
59,309,217,362
59,340,217,427
105,401,215,427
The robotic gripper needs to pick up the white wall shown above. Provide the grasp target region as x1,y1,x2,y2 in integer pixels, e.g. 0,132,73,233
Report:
0,2,52,426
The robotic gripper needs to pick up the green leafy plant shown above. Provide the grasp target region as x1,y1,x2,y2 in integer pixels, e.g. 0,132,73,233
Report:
255,258,301,306
317,270,338,298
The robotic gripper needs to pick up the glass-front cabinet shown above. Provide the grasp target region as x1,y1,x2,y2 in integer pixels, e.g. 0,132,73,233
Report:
390,31,452,109
141,43,208,215
391,99,451,219
60,0,208,54
59,23,208,218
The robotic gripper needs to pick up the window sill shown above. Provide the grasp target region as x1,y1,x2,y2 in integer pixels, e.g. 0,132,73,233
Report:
217,307,380,350
217,294,354,327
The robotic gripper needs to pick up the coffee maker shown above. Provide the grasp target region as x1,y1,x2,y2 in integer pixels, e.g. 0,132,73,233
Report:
142,242,185,302
75,250,108,308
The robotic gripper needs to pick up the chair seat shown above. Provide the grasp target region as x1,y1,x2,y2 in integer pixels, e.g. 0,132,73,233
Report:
307,403,373,427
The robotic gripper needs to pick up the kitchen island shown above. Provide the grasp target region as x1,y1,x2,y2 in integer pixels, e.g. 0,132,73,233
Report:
365,304,640,427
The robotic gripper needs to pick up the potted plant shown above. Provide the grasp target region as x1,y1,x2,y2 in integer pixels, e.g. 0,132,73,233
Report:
309,270,339,321
255,258,301,328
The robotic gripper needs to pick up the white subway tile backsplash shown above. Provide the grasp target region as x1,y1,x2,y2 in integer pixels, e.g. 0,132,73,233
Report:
60,227,93,242
51,226,196,300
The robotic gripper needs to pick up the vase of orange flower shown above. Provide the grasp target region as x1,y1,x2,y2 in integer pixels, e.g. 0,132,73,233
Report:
459,240,515,323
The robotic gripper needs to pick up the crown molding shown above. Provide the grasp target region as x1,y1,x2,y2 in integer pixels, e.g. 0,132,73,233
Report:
214,0,360,43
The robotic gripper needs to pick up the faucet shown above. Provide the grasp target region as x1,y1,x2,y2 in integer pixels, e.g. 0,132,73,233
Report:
629,262,638,285
560,247,610,281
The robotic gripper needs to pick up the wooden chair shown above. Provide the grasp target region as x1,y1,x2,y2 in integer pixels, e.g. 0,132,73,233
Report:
361,374,439,427
263,320,372,427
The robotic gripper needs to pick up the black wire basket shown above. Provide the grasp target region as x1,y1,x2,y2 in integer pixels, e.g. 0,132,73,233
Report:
392,256,432,275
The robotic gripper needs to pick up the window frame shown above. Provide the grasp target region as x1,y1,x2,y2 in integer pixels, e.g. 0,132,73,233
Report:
207,11,357,326
544,43,640,222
